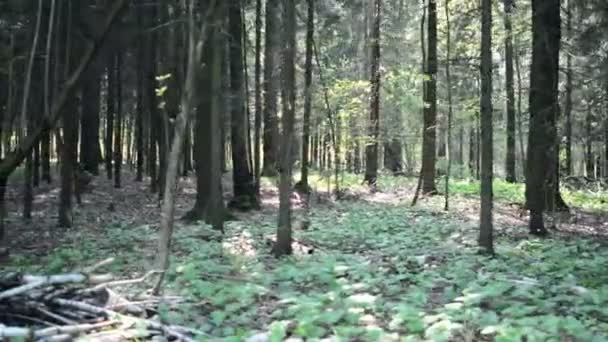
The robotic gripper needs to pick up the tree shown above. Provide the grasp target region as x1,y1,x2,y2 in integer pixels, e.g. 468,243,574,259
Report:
253,0,263,191
262,0,280,177
228,0,258,211
297,0,315,193
273,0,296,258
113,51,123,188
525,0,561,236
503,0,516,183
479,0,494,253
364,0,382,187
421,0,437,194
156,0,218,292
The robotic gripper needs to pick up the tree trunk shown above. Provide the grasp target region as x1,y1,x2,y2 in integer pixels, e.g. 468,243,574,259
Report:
105,57,115,181
253,0,263,191
479,0,494,254
228,0,259,211
586,105,594,177
298,0,314,192
262,0,280,177
135,4,145,182
444,0,453,210
145,2,159,193
564,0,573,176
364,0,382,187
273,0,296,258
421,0,437,194
113,52,123,188
503,0,516,183
80,68,101,175
526,0,560,236
155,0,219,292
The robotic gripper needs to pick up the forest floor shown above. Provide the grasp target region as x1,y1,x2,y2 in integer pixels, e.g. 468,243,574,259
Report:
3,169,608,341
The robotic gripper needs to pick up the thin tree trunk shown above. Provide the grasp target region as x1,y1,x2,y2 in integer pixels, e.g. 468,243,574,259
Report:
114,52,123,188
564,0,573,176
479,0,494,254
105,57,115,181
503,0,516,183
422,0,437,194
253,0,263,191
364,0,381,187
298,0,314,192
444,0,453,211
155,0,217,292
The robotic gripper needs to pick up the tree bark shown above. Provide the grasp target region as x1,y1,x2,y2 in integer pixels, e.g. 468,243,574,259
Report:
364,0,382,187
105,56,115,181
421,0,437,194
253,0,263,191
80,68,101,175
503,0,516,183
525,0,560,236
564,0,573,176
262,0,280,177
228,0,259,211
479,0,494,254
298,0,314,192
113,52,123,188
273,0,296,258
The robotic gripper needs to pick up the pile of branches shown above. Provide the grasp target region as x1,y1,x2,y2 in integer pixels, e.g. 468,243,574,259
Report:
0,259,200,341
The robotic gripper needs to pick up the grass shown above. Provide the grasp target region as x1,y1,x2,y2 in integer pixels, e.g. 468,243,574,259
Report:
6,175,608,341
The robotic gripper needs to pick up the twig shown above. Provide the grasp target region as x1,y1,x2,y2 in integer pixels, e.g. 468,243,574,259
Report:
0,273,112,300
36,306,77,325
82,258,115,274
91,270,162,291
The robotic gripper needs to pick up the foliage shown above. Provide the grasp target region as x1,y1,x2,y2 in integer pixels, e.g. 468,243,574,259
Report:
7,180,608,341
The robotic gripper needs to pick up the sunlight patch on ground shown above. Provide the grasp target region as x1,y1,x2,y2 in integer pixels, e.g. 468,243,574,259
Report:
222,229,258,258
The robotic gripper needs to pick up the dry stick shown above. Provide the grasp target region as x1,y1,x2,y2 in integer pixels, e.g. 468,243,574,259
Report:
0,273,111,300
0,0,128,179
154,0,217,294
311,37,340,196
91,270,162,291
0,320,118,339
52,299,194,341
36,307,77,325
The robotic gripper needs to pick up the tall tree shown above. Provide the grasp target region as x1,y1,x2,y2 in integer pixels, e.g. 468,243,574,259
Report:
113,51,123,188
525,0,561,236
421,0,437,194
564,0,573,176
298,0,314,192
262,0,280,177
364,0,382,187
273,0,296,257
80,67,101,175
228,0,258,210
479,0,494,253
503,0,516,183
253,0,263,191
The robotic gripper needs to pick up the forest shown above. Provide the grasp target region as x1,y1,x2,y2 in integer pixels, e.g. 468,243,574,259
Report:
1,0,608,340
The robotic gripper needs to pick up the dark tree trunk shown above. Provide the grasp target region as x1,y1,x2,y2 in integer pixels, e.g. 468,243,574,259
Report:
105,57,115,181
253,0,263,190
41,131,52,183
298,0,314,191
145,2,159,193
503,0,516,183
80,68,101,175
364,0,382,187
586,105,593,177
564,0,573,176
469,125,475,177
59,98,78,228
421,0,437,194
273,0,296,258
113,52,123,188
479,0,494,254
526,0,560,236
135,3,144,182
184,24,215,222
262,0,280,177
228,0,258,211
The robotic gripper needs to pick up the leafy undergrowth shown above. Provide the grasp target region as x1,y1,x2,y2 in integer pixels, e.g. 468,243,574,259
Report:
7,194,608,341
